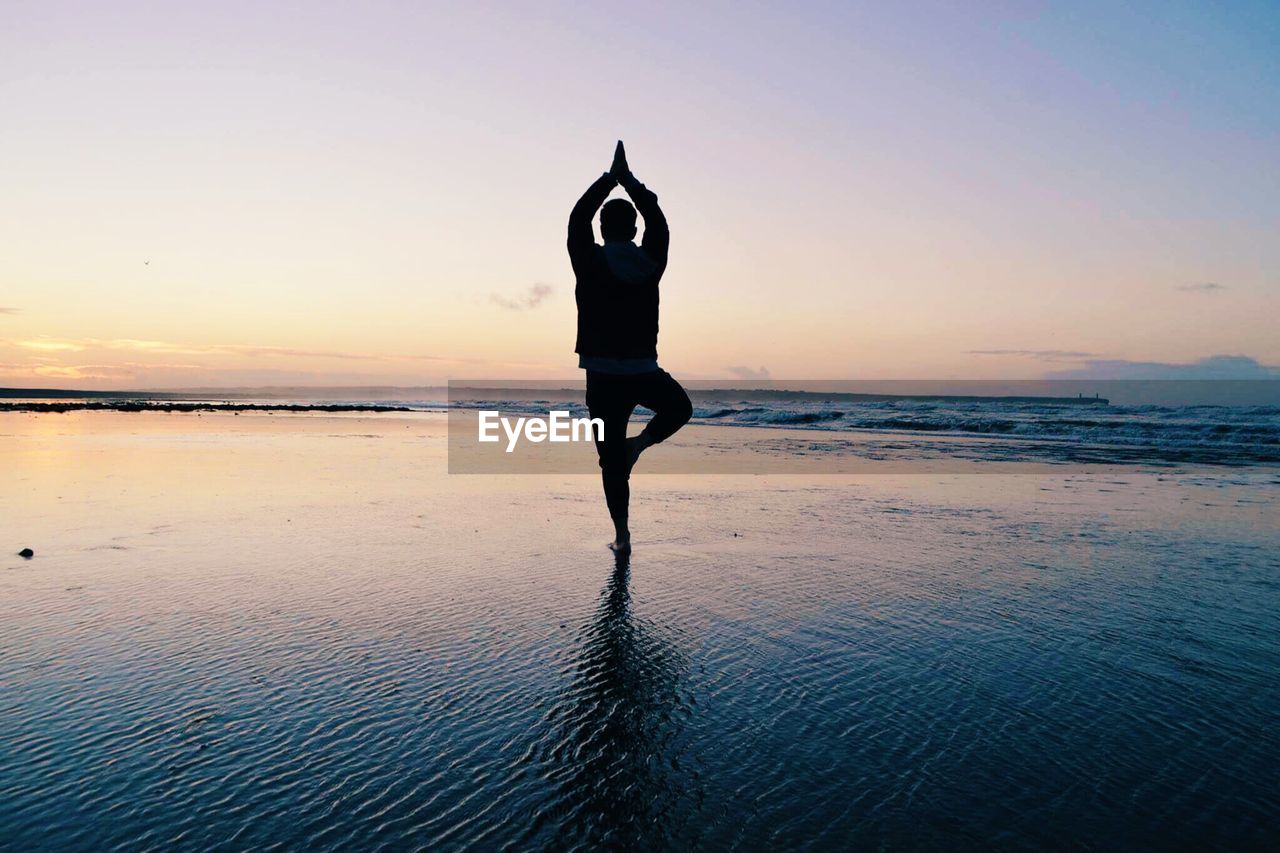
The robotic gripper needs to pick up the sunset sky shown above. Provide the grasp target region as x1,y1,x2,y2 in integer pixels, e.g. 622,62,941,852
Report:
3,1,1277,388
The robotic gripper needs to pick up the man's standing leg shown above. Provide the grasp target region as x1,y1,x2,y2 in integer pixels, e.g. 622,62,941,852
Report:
585,371,637,551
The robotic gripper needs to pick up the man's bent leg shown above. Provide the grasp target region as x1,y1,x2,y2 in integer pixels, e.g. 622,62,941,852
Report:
636,370,693,446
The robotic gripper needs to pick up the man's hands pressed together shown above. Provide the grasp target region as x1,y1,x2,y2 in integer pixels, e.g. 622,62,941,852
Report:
610,140,631,183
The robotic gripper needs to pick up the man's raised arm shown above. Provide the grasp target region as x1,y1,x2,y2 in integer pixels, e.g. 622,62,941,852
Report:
609,142,668,266
567,172,616,271
618,172,668,266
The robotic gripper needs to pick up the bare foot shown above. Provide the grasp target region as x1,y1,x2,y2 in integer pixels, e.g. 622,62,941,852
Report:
607,539,632,554
626,434,651,469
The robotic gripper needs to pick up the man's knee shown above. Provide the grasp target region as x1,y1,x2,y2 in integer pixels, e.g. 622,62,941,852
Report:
675,394,693,425
664,390,692,429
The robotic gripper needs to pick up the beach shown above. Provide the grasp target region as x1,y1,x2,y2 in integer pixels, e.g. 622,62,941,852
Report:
3,411,1278,849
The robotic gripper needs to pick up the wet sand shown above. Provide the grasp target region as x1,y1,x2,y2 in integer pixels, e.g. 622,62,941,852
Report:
3,412,1278,848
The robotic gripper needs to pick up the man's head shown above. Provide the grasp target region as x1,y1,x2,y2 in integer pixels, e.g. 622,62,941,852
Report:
600,198,637,242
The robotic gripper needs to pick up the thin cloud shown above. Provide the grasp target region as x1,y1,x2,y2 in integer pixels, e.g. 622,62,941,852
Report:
1,339,561,387
0,362,148,380
0,307,18,315
1047,355,1279,380
968,349,1099,360
6,337,477,364
216,344,382,361
36,364,140,379
16,338,87,352
725,365,772,380
1176,282,1225,293
491,283,553,311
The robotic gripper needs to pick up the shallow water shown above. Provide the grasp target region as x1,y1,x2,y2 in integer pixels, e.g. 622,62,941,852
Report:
2,413,1278,849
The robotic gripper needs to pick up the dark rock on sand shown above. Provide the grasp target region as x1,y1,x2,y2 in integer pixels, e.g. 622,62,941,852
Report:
18,548,34,558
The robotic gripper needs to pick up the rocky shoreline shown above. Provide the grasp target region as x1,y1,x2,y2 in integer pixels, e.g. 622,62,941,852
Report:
1,402,414,414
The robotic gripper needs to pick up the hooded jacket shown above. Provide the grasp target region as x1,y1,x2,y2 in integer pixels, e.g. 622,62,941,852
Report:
568,173,669,360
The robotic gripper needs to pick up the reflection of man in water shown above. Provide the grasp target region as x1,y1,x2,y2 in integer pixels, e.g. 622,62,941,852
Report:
569,142,692,554
535,556,691,847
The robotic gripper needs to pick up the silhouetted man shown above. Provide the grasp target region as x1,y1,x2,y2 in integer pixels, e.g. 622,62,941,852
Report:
569,141,692,554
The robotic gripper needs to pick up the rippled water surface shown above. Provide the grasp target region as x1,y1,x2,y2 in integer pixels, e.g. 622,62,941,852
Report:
2,413,1278,849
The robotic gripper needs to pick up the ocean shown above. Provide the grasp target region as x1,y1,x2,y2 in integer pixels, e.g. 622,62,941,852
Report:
6,383,1279,467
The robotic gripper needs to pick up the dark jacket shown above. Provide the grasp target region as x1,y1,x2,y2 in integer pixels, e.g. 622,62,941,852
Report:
568,173,669,359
